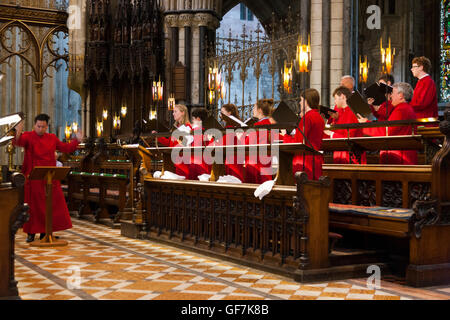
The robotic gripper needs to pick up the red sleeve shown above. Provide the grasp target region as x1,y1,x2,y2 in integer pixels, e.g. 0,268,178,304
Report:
55,135,79,153
372,102,388,121
13,131,29,148
410,78,436,112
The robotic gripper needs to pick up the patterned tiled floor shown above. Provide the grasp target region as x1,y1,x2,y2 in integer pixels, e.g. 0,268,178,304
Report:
14,220,450,300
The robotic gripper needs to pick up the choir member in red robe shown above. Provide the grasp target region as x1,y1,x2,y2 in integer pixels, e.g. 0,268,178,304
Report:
282,89,325,180
190,107,211,179
245,99,274,184
410,56,438,120
155,104,192,178
358,82,418,165
13,114,82,243
219,104,245,181
368,74,395,122
327,86,366,164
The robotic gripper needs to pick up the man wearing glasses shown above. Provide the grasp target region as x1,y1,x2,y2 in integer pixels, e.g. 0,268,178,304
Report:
410,56,438,120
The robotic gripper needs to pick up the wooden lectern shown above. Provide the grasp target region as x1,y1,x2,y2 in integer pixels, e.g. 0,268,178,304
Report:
29,166,71,247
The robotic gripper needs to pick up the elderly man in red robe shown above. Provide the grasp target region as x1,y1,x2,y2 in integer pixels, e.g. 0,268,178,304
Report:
410,56,438,120
14,114,82,243
358,83,418,165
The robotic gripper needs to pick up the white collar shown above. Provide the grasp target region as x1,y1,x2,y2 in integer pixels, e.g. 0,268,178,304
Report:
419,74,430,80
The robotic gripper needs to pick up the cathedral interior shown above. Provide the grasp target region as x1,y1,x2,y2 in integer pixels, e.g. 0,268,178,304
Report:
0,0,450,303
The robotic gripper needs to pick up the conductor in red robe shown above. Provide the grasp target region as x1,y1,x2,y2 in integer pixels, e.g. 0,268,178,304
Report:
358,83,418,165
13,114,82,243
282,89,325,180
410,56,438,120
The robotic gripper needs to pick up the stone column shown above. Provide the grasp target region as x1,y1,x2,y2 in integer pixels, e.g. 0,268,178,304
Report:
193,12,219,107
310,0,323,96
330,0,345,103
180,14,194,105
321,0,331,106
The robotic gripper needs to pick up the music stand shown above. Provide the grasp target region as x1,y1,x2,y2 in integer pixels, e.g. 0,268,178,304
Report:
29,166,71,247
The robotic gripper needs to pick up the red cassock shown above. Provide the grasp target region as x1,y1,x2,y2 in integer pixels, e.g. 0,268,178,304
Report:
371,101,394,122
366,101,395,137
283,109,325,180
410,75,438,120
329,107,367,164
14,131,79,234
218,126,245,182
157,123,192,178
245,118,273,184
380,102,418,165
189,127,212,180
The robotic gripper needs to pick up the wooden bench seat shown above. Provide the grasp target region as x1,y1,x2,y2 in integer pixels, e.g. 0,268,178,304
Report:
329,203,413,238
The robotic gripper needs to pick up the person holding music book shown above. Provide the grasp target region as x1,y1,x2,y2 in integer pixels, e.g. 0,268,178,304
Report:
357,82,418,165
218,104,245,181
365,74,395,122
280,89,325,181
154,104,192,178
327,86,367,164
188,107,212,180
244,99,275,184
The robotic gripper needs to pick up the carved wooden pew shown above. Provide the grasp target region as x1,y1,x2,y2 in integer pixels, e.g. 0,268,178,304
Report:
321,115,450,287
0,173,29,299
65,139,133,228
142,142,390,282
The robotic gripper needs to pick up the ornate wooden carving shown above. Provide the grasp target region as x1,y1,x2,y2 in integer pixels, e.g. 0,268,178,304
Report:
1,173,29,299
358,180,376,206
333,179,352,205
382,181,403,208
411,199,439,239
86,0,164,138
145,172,330,274
432,109,450,223
409,182,432,208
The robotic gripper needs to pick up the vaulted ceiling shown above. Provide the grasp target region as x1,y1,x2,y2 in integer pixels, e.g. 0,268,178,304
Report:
221,0,301,30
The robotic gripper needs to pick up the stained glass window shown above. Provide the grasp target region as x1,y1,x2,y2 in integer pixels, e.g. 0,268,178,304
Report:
441,0,450,102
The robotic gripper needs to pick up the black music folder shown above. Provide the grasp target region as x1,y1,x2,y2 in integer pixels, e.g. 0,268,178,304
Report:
202,115,224,131
348,91,373,118
271,101,299,124
364,82,393,106
319,105,337,119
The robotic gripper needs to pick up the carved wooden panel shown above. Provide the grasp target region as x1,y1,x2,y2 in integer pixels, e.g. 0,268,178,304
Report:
382,181,403,208
358,180,376,207
333,179,352,205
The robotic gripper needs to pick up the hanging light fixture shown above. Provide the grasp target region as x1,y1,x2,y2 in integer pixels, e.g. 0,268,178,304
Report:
380,37,395,74
152,76,164,102
168,93,176,111
65,123,72,140
113,114,121,130
359,55,369,84
102,108,108,120
282,61,293,94
121,105,127,118
295,35,311,73
71,122,78,134
96,120,103,137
